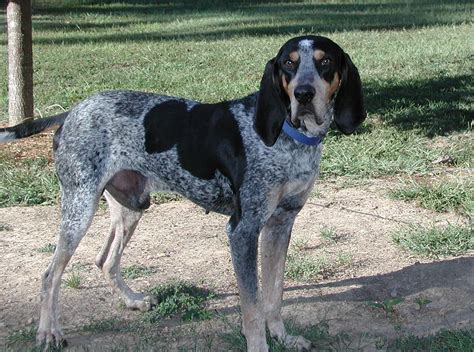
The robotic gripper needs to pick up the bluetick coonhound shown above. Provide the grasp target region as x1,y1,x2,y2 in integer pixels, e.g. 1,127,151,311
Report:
0,35,365,351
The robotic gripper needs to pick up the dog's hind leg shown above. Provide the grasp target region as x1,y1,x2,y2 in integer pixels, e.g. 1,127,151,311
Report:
260,205,312,351
95,191,156,311
37,187,99,348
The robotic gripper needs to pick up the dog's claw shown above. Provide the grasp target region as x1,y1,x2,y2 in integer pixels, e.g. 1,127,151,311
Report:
145,294,158,306
37,329,67,351
124,294,158,312
284,334,313,352
139,295,158,312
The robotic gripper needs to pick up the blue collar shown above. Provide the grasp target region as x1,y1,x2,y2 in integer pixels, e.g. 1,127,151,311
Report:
282,120,324,146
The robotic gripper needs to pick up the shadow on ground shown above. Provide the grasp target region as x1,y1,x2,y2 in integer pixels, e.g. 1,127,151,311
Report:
286,256,474,302
215,257,474,312
362,74,473,137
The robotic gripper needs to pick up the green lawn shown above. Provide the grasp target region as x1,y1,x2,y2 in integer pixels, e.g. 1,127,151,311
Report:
1,1,472,203
1,1,472,126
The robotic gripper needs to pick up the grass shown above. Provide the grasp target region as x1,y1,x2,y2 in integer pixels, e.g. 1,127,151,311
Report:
64,272,82,289
285,251,352,281
7,327,36,347
287,231,352,281
37,243,56,254
320,226,338,242
388,329,474,351
0,223,13,231
389,178,473,215
121,264,154,280
142,282,214,323
222,319,368,351
392,224,474,257
321,128,473,178
0,156,59,207
0,1,472,208
366,297,404,315
415,297,432,310
150,192,183,205
222,320,474,351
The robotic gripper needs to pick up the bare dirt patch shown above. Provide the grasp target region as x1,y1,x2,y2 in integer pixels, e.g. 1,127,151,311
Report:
0,179,472,350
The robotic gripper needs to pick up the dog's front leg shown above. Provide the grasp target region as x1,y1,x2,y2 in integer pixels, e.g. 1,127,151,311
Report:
261,205,312,351
227,217,268,352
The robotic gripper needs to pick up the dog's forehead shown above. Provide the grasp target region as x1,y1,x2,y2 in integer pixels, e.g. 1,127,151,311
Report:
279,36,340,58
298,39,314,50
281,38,313,56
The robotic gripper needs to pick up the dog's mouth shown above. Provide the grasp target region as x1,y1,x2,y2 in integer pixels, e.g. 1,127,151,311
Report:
291,103,324,128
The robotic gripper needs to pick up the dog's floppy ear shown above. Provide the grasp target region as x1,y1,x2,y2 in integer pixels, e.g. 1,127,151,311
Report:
254,58,288,146
334,53,366,134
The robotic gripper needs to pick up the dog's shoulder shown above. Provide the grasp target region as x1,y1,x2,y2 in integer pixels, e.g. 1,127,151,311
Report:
142,97,249,188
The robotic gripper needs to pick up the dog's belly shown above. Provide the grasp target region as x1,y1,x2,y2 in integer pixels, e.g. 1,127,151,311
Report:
143,151,235,216
149,173,234,216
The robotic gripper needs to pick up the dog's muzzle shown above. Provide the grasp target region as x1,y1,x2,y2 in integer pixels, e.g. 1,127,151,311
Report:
294,85,315,104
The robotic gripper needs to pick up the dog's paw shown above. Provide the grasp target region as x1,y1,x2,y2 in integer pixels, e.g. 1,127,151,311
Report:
125,293,158,312
140,294,158,311
284,334,313,352
36,328,67,350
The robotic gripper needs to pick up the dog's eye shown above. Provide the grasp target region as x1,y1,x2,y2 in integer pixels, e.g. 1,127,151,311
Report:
284,60,295,68
321,57,331,66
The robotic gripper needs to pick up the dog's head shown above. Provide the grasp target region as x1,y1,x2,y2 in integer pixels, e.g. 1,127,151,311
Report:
254,35,366,146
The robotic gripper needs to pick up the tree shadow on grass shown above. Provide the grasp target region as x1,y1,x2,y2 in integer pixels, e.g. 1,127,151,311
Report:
25,0,473,45
363,74,472,137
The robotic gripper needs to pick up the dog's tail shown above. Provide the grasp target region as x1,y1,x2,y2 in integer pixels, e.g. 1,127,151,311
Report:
0,112,68,143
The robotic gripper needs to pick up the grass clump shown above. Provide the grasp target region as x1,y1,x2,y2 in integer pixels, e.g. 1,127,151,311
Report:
142,282,214,323
320,226,338,243
392,225,473,257
0,223,13,231
222,320,354,351
415,297,432,310
285,254,329,281
121,265,154,280
389,329,474,351
150,192,183,205
64,272,82,289
0,156,59,207
366,297,404,315
285,252,352,281
7,327,36,347
37,243,56,254
390,178,473,214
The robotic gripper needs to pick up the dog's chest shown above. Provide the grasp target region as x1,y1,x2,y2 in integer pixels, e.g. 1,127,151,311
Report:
281,144,322,195
275,138,322,182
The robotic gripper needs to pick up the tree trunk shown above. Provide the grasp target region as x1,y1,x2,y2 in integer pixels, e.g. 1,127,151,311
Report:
7,0,34,125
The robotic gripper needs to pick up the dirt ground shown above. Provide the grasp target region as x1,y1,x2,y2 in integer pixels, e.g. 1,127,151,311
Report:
0,178,473,350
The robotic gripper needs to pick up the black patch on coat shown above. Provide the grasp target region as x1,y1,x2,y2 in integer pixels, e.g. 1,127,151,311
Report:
143,100,246,219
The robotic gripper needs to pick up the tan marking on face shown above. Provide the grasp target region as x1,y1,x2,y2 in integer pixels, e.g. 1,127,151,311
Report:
286,76,300,125
326,72,340,102
289,51,299,62
314,49,325,60
281,76,289,95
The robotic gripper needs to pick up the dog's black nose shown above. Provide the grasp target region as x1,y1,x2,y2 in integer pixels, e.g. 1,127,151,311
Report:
294,85,315,104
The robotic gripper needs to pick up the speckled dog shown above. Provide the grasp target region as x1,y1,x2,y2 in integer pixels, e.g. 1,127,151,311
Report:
0,35,365,351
